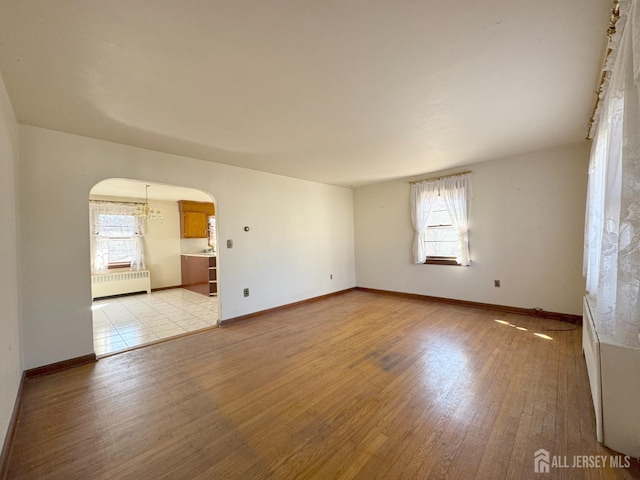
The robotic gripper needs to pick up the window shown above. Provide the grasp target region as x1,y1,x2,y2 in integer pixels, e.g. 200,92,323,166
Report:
410,173,471,266
424,196,460,264
583,0,640,345
97,214,138,267
90,202,146,274
208,216,217,249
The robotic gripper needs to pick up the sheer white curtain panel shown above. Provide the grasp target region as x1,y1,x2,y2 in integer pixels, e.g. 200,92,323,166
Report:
584,0,640,347
440,174,472,266
411,182,439,264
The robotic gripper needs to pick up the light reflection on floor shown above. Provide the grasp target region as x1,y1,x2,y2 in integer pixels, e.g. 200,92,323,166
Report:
494,318,553,340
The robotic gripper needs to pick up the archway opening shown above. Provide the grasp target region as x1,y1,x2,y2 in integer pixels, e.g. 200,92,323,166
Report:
89,178,220,356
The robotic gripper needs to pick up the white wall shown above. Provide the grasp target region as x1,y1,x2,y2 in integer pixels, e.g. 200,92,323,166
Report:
0,74,21,449
144,200,183,288
354,143,589,315
19,125,356,369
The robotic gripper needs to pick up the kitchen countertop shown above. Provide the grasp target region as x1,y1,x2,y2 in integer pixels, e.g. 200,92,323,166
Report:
181,252,216,257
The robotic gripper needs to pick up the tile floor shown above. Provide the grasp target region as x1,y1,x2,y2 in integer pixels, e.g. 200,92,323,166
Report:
92,288,219,356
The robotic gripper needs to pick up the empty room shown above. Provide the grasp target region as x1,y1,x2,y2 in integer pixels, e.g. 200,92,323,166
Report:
1,1,639,479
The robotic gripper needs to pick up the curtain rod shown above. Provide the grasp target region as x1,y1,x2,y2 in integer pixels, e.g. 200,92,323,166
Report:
587,0,620,139
408,170,471,185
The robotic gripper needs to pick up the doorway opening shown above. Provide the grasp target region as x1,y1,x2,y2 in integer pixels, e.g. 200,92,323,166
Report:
89,178,220,356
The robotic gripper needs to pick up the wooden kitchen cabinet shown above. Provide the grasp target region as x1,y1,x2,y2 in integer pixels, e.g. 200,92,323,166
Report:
181,255,217,297
178,200,215,238
182,211,208,238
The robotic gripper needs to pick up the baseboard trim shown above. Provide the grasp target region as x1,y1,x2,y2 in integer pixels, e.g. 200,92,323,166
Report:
220,288,356,327
355,287,582,325
151,285,183,292
24,353,97,379
0,372,25,480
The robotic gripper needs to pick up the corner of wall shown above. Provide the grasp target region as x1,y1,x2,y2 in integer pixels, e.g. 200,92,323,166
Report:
0,68,23,467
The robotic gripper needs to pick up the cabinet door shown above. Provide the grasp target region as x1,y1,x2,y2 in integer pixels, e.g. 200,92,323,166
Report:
182,211,208,238
181,256,209,296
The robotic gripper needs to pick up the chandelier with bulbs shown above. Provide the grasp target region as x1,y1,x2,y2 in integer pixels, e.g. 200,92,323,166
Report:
133,184,163,220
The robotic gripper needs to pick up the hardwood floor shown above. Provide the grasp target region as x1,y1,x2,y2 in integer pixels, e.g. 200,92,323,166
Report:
6,291,640,479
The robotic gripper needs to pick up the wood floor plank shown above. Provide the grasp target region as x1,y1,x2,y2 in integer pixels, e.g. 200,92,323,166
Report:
6,291,640,479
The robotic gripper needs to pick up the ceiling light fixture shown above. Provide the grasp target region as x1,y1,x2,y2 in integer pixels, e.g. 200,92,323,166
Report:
133,184,163,220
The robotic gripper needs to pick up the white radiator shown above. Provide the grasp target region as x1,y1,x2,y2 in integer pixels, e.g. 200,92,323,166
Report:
91,270,151,300
583,295,640,457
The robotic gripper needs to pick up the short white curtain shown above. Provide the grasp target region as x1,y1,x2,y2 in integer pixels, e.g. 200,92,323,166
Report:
90,236,110,274
129,236,146,271
583,0,640,347
411,182,439,263
440,174,472,266
89,202,146,274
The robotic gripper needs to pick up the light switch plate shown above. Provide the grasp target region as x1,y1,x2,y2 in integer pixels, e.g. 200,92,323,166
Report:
227,239,233,248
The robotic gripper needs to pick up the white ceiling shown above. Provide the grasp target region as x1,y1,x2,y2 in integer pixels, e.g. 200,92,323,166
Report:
0,1,610,187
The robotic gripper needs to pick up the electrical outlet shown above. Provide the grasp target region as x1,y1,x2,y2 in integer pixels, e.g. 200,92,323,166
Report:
330,274,333,280
227,239,233,248
243,288,249,297
494,280,501,288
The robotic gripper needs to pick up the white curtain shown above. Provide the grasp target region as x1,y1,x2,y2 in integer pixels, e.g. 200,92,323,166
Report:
129,236,146,271
440,174,472,266
90,235,110,274
411,174,471,265
584,0,640,347
411,181,439,263
89,202,146,274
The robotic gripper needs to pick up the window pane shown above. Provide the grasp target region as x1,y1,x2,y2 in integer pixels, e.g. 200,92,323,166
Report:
427,208,451,226
425,226,459,257
426,197,452,226
98,214,137,237
107,238,135,264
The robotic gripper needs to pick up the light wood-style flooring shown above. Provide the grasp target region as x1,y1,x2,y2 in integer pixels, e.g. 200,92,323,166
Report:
7,291,640,479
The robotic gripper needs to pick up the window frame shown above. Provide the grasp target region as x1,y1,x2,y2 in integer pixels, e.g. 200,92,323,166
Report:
108,261,132,269
424,256,460,266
